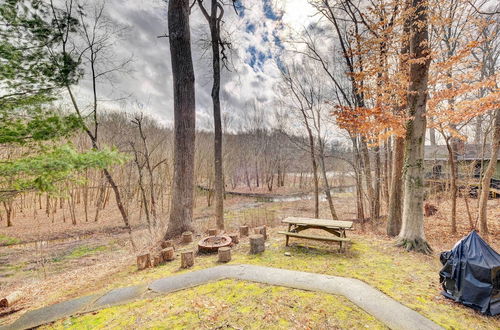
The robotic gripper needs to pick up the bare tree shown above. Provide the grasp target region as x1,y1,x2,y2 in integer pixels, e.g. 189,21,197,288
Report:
281,65,320,218
49,0,134,240
197,0,229,230
164,0,197,238
475,12,500,235
478,109,499,234
309,0,379,222
281,61,340,219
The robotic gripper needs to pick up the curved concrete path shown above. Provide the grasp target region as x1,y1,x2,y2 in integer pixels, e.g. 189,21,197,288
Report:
1,264,442,330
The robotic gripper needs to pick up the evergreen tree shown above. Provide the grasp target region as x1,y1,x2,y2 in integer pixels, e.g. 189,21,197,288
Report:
0,0,123,200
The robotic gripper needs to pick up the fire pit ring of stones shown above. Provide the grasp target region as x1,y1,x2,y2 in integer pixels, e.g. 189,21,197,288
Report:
198,235,232,253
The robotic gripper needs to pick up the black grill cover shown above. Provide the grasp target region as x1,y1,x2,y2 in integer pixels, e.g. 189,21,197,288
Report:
439,231,500,316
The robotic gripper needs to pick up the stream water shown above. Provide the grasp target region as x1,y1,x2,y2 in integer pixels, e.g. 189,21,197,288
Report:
257,185,356,202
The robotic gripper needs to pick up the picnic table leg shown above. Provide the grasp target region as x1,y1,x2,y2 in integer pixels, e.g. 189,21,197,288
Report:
339,229,345,251
285,224,292,246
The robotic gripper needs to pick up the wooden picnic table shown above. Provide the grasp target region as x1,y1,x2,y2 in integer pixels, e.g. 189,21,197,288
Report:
278,217,353,249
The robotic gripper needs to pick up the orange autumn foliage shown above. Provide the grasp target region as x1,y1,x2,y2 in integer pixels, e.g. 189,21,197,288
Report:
331,0,498,143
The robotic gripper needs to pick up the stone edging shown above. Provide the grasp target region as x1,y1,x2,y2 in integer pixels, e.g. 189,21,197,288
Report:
1,264,443,330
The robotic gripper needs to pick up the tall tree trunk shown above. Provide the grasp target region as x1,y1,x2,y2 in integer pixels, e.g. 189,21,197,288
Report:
66,86,133,236
387,136,404,236
477,108,500,234
445,137,458,234
398,0,432,254
373,146,381,221
387,6,410,237
2,201,13,227
383,138,391,209
198,0,225,230
474,115,483,145
360,139,375,220
305,130,319,219
165,0,196,238
352,136,365,220
255,162,259,187
318,138,338,220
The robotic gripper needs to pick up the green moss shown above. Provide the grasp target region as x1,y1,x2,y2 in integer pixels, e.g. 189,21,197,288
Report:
0,233,21,246
48,280,385,329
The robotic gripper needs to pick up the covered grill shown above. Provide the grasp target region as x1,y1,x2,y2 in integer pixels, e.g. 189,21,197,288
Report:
439,231,500,316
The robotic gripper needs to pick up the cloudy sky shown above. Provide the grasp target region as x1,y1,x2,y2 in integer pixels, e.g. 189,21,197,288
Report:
68,0,318,130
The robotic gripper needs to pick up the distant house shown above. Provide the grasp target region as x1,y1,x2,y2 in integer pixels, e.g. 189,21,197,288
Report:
424,144,500,180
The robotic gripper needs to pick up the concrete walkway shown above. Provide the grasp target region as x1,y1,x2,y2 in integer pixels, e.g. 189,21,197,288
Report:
1,264,442,330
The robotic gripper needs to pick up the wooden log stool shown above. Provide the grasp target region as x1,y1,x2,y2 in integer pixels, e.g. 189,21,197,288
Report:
181,250,194,268
152,254,163,267
137,253,152,270
218,247,231,263
249,234,265,254
208,228,218,236
182,231,193,244
161,247,175,262
239,225,249,237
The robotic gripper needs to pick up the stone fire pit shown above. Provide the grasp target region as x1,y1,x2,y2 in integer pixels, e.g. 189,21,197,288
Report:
197,235,232,253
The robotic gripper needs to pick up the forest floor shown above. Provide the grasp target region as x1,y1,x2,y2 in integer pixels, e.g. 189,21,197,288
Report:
0,191,499,328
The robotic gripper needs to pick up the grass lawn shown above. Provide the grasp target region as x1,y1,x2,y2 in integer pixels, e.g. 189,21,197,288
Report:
48,280,385,329
41,229,499,330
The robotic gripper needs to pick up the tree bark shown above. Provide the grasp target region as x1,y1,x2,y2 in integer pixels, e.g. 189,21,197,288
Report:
387,6,410,237
398,0,432,254
352,136,365,220
477,108,499,234
198,0,224,230
308,132,320,218
474,116,483,145
318,138,338,219
373,146,381,221
445,137,458,234
165,0,196,238
360,139,375,220
387,136,404,236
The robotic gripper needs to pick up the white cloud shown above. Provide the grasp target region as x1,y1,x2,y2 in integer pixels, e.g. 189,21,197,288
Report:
67,0,319,129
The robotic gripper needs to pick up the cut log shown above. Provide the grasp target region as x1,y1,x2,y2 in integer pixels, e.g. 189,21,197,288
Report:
208,228,218,236
229,233,239,244
161,247,175,262
218,247,231,263
161,240,174,249
137,253,151,270
249,234,265,254
153,254,163,267
254,226,267,240
180,250,194,268
0,291,21,308
239,225,249,237
182,231,193,244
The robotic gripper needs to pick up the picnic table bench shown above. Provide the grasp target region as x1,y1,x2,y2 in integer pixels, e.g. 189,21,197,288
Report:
278,217,353,249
